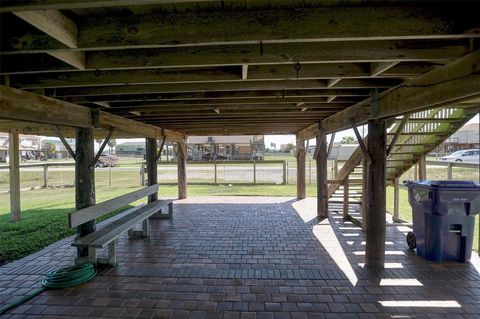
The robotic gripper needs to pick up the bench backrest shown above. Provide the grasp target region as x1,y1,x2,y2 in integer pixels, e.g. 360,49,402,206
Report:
69,184,159,228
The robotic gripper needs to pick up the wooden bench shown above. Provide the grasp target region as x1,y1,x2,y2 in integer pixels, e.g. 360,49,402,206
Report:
69,184,173,265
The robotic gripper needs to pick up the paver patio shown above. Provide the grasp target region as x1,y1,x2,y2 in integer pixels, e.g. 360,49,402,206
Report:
1,196,479,318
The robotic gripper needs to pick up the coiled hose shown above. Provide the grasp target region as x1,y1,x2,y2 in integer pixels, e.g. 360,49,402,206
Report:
0,262,96,315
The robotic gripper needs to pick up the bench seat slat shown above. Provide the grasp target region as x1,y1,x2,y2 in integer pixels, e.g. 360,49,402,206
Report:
72,200,172,248
69,184,159,228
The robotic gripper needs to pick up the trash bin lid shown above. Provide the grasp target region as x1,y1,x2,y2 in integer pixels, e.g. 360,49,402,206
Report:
413,180,480,188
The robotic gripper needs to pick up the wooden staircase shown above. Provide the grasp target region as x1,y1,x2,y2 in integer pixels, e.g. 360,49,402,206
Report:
328,106,478,204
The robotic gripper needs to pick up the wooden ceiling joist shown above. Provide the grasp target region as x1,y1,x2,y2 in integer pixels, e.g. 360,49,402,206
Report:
298,50,480,139
1,2,479,137
3,6,479,54
0,39,468,75
0,85,185,142
13,9,86,69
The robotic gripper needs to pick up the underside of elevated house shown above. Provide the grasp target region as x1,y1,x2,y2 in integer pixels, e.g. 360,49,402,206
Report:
1,0,480,272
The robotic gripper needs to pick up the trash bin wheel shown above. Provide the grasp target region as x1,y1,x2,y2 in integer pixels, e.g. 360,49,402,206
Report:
406,232,416,250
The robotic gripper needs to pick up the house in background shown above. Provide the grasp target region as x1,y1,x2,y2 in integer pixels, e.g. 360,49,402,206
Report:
0,133,42,162
187,135,265,160
116,141,146,156
41,137,76,159
438,123,480,153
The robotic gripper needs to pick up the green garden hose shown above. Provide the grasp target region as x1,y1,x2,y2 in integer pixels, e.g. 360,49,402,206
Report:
0,262,96,315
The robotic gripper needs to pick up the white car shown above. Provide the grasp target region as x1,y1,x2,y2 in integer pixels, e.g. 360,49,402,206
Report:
440,149,480,163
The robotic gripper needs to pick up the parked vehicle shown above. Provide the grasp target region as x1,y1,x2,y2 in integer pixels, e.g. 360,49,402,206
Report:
440,149,479,163
96,155,119,167
202,153,227,161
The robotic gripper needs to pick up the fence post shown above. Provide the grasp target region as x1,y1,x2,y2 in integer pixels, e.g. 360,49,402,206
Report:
43,163,48,188
343,178,349,220
447,162,453,180
108,165,112,187
334,159,338,176
253,161,256,184
286,161,289,184
214,161,218,185
282,161,287,185
140,162,146,186
309,159,312,185
393,177,400,221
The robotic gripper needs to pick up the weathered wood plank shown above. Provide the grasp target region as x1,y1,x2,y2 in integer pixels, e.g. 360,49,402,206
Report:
3,6,479,52
69,184,159,228
13,10,79,48
52,78,399,97
298,50,480,137
0,40,467,74
0,86,186,142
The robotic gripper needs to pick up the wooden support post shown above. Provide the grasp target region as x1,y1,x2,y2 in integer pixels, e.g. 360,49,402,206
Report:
43,163,48,188
447,162,453,180
361,158,368,231
413,164,418,180
393,177,400,221
146,137,158,203
9,132,20,221
296,135,306,199
365,119,386,270
343,178,349,220
316,129,328,218
253,161,257,184
214,161,218,185
140,162,146,186
418,155,427,180
177,141,187,199
282,161,287,185
75,127,96,258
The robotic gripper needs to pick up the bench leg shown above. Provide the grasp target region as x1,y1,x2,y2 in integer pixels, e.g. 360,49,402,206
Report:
142,219,149,238
168,203,173,216
128,228,134,237
88,247,97,264
108,240,117,266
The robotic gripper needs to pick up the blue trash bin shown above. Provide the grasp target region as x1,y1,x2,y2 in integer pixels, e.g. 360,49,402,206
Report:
404,180,480,262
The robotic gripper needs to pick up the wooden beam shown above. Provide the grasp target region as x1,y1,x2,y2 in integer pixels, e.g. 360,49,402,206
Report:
53,125,76,159
53,78,399,98
13,10,86,69
0,0,210,12
65,90,370,104
370,61,400,76
298,50,480,137
242,65,248,80
13,10,79,48
0,40,467,74
0,85,185,142
48,51,86,70
9,132,21,221
9,63,412,90
3,6,479,52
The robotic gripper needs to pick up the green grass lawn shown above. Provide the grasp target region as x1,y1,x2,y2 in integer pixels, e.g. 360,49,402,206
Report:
0,183,478,265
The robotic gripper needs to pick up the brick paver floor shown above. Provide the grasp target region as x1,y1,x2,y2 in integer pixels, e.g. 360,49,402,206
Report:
1,196,479,318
